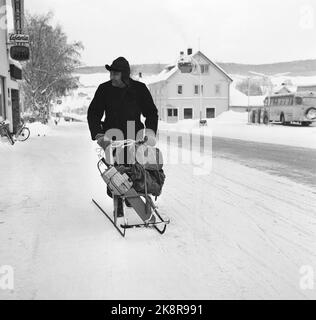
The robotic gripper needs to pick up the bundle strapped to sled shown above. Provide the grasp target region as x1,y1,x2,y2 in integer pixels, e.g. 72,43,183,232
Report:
92,139,170,237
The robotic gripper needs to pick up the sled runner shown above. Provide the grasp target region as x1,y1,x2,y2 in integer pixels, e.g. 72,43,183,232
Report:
92,138,170,237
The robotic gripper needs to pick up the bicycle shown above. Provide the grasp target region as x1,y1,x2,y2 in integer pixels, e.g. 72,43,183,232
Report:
14,119,30,142
0,119,30,145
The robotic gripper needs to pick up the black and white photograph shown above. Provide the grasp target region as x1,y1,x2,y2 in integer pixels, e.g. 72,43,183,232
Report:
0,0,316,303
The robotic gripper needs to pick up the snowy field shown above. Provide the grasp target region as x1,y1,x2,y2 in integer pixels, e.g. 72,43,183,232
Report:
1,121,316,300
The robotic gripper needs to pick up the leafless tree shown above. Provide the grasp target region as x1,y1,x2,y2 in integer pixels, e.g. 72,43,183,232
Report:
21,12,84,122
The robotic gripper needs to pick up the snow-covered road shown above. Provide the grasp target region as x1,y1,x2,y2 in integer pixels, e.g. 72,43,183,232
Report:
0,122,316,299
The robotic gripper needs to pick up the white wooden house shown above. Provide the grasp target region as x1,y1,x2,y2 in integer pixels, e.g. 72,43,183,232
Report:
143,50,233,122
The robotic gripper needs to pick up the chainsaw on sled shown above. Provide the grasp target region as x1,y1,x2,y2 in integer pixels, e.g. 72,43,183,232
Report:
92,138,170,238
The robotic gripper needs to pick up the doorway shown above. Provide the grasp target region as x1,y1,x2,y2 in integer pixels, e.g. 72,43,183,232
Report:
11,89,20,133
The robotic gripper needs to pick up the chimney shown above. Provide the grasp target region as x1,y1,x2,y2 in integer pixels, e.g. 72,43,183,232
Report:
187,48,193,55
179,51,185,62
139,72,142,78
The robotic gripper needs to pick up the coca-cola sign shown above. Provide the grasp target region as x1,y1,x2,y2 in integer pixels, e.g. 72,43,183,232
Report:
9,33,29,43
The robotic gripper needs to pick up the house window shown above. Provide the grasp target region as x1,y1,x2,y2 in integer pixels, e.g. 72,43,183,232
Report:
201,64,209,74
168,108,178,117
194,85,203,95
184,108,193,119
177,85,183,94
215,84,221,95
206,108,215,119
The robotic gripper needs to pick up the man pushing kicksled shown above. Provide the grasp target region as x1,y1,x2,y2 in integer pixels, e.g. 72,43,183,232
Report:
87,56,169,237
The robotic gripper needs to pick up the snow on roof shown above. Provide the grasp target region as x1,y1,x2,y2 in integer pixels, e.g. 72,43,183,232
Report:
230,86,265,107
143,51,233,86
142,65,179,86
273,85,297,94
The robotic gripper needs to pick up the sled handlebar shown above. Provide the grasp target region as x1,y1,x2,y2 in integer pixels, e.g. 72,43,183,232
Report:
110,137,148,148
96,137,149,167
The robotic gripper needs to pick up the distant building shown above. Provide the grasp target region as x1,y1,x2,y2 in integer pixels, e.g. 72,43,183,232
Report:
297,84,316,92
229,86,265,112
143,50,233,122
0,0,25,133
273,85,297,95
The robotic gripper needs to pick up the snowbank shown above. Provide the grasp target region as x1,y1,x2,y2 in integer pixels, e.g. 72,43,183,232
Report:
0,122,51,148
230,86,265,107
212,110,248,123
28,122,52,137
0,137,13,147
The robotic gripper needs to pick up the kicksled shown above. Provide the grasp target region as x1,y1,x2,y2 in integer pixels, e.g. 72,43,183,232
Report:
92,139,170,238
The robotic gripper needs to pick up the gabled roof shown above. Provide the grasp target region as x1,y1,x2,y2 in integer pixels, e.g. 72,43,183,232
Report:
193,51,233,82
273,85,297,94
143,51,233,86
142,64,179,85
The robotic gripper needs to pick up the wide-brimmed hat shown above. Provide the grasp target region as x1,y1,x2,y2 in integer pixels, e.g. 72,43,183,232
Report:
105,57,130,75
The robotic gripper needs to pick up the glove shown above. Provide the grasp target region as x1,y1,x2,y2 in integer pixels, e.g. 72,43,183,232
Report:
96,133,111,150
144,129,157,147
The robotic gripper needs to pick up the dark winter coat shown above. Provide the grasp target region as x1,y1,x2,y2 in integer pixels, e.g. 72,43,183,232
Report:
87,79,158,140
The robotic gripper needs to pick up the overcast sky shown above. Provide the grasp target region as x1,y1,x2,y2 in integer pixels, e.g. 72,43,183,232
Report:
26,0,316,66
